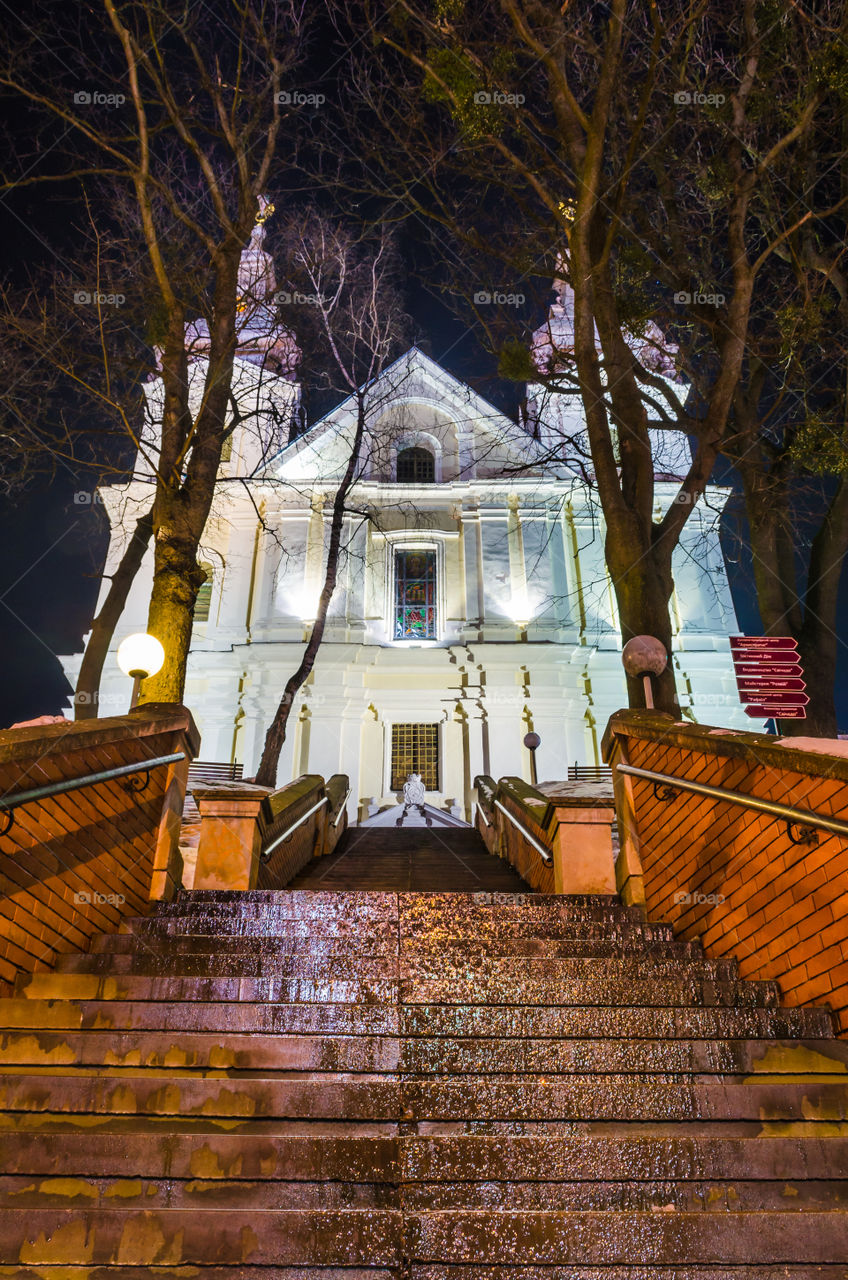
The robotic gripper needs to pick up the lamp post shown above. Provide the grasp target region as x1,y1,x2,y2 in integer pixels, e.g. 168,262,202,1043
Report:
621,636,668,709
117,633,165,710
523,731,541,787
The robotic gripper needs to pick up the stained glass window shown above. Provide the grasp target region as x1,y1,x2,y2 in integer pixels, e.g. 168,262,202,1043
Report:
394,549,437,640
396,446,435,483
391,723,439,791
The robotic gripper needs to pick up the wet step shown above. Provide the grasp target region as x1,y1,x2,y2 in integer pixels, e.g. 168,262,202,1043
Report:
0,999,833,1040
2,1031,846,1077
1,1207,847,1266
3,1173,848,1213
6,1128,847,1183
3,1073,848,1121
51,952,742,983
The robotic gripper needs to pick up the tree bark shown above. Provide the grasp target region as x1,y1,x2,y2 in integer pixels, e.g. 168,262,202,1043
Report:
74,509,154,719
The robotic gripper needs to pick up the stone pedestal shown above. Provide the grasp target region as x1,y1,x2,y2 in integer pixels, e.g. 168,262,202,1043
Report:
535,781,618,895
192,782,272,891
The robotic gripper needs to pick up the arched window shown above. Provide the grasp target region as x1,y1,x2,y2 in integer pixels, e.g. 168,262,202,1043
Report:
396,445,435,483
194,563,214,622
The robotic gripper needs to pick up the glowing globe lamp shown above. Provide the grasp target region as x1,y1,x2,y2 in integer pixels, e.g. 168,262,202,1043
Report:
117,633,165,709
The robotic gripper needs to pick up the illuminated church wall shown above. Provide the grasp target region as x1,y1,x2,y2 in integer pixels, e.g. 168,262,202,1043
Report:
61,341,751,824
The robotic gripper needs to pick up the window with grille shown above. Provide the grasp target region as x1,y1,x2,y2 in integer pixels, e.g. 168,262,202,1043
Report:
396,446,435,483
394,549,437,640
391,723,439,791
194,564,213,621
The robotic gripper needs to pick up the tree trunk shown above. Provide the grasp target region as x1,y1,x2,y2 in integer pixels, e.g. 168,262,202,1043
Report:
138,497,207,704
74,509,154,719
607,532,679,713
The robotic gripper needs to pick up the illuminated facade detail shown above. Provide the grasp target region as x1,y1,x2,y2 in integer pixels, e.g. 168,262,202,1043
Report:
62,333,754,826
391,722,439,790
394,550,437,640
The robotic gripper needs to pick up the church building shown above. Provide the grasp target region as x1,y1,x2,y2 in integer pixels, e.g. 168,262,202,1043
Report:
60,220,753,823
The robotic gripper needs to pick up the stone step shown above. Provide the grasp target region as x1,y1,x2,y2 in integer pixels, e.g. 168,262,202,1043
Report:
91,931,693,958
2,1030,846,1076
16,970,780,1009
2,1072,847,1121
0,998,833,1040
1,1207,847,1266
2,1173,847,1213
52,952,740,983
0,1208,402,1266
3,1268,846,1280
5,1128,846,1182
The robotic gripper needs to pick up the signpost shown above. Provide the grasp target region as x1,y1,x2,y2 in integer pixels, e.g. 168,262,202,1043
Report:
730,636,807,723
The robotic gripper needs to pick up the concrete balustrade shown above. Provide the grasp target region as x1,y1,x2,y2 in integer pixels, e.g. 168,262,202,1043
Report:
192,772,350,891
0,704,199,993
474,774,617,895
603,709,848,1036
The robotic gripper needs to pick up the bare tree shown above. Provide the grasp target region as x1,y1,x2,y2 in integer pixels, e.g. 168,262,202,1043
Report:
340,0,838,713
254,216,410,786
0,0,315,707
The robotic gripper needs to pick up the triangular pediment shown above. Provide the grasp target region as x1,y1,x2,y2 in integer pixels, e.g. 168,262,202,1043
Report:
264,346,559,484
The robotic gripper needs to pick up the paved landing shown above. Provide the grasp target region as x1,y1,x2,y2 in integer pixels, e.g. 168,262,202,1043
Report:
286,826,532,892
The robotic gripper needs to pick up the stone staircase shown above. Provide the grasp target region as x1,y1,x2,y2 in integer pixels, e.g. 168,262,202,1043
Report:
1,887,848,1275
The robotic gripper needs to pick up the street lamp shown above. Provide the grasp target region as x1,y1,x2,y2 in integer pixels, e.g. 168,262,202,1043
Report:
523,731,541,786
117,633,165,710
621,635,668,709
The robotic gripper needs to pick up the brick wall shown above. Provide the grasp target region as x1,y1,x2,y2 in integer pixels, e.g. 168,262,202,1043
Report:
604,711,848,1035
0,707,198,993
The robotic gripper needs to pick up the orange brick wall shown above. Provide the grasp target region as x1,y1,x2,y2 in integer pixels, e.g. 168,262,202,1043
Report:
606,714,848,1036
0,712,195,993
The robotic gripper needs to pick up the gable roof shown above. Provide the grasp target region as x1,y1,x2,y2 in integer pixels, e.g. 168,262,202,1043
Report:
264,345,562,483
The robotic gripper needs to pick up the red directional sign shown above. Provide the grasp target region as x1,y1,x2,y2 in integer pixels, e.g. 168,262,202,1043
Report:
736,678,807,693
730,636,806,720
730,636,799,650
745,705,807,719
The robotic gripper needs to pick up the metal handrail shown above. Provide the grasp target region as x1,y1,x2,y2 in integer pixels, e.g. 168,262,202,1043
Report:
616,762,848,839
494,798,553,866
476,802,491,828
331,789,351,828
0,752,186,821
261,795,328,862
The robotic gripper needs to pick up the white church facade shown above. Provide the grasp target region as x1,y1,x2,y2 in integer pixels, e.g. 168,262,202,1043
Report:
60,226,754,824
